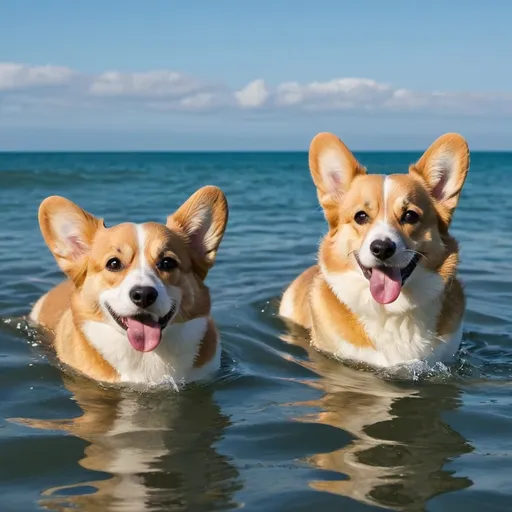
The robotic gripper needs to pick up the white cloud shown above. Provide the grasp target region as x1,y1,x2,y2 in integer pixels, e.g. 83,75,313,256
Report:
0,62,74,91
179,92,220,110
272,78,512,115
89,70,202,98
235,79,269,108
276,78,393,109
0,61,511,117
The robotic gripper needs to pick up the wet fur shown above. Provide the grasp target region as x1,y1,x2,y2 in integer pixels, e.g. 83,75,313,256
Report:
280,132,469,367
30,186,228,385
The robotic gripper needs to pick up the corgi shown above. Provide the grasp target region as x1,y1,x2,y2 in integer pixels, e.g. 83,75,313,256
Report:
279,132,470,368
29,186,228,386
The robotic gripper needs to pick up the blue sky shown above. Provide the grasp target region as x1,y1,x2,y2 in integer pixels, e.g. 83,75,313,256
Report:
0,0,511,150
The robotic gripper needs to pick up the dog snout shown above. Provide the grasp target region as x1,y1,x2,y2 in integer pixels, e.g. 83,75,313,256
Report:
370,238,396,261
129,286,158,308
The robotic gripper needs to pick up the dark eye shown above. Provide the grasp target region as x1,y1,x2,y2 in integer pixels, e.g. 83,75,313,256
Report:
106,257,123,272
157,257,178,272
401,210,420,224
354,211,370,225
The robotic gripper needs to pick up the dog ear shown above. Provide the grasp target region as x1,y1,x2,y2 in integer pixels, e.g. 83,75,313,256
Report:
39,196,103,284
410,133,470,226
167,186,229,279
309,132,366,228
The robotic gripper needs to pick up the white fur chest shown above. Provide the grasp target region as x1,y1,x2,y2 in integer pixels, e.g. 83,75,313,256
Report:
344,304,441,367
320,267,462,367
82,316,217,386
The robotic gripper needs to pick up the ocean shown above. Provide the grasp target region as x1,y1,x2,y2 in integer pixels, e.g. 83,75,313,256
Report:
1,150,512,511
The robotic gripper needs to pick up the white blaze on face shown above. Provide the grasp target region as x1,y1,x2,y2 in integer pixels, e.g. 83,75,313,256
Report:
99,224,181,340
358,176,412,269
356,176,416,305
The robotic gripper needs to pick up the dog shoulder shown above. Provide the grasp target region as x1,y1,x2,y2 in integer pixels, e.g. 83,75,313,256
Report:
279,265,319,329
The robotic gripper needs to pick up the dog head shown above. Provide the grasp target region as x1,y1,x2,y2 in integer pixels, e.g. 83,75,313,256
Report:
310,132,469,308
39,186,228,352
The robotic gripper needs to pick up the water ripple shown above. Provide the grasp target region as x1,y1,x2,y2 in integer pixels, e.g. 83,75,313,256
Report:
1,151,512,511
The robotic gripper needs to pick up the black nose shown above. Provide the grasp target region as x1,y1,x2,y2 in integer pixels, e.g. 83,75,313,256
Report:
129,286,158,308
370,239,396,261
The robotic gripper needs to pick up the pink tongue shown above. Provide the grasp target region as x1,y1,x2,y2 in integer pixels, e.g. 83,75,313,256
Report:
126,317,162,352
369,267,402,304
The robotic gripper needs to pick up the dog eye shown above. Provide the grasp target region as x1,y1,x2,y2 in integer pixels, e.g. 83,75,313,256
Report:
106,257,123,272
157,257,178,272
401,210,420,224
354,211,370,225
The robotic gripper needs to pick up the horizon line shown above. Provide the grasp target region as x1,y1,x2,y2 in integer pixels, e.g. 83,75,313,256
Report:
1,148,512,154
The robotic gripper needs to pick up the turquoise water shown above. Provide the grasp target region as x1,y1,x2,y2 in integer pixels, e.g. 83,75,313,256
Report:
1,151,512,511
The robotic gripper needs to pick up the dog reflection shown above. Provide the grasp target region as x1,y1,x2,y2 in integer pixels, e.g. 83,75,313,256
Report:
281,325,472,510
13,375,240,512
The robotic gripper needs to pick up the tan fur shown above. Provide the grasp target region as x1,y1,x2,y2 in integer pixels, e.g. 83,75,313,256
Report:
410,133,470,226
437,278,465,337
193,317,219,368
30,186,228,383
33,279,74,331
55,308,119,382
310,279,374,350
33,280,120,381
281,265,318,328
280,132,470,365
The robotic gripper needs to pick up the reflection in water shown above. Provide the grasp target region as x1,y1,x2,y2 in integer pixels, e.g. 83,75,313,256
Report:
281,325,474,510
13,374,241,512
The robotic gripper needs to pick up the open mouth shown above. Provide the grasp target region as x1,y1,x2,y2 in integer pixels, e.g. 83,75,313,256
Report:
355,253,420,305
105,302,176,352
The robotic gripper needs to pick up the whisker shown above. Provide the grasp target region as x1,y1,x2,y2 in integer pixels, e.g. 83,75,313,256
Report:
404,249,430,264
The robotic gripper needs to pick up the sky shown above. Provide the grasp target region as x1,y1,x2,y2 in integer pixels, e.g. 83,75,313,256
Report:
0,0,511,151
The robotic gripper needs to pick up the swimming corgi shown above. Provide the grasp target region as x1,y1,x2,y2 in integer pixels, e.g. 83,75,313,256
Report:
279,132,470,367
30,186,228,385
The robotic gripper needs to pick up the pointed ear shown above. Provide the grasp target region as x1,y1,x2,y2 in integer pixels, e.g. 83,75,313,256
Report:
167,186,228,278
309,132,366,227
410,133,470,225
38,196,103,284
